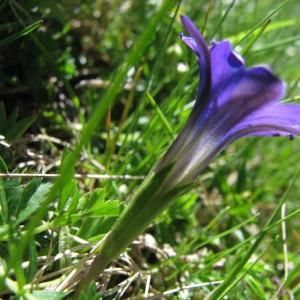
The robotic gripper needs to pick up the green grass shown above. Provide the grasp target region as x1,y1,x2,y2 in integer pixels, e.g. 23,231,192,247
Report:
0,0,300,299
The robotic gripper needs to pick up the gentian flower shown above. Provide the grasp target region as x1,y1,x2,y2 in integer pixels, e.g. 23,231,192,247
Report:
157,15,300,190
75,15,300,293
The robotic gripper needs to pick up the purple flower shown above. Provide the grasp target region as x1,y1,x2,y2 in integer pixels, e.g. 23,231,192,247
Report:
157,15,300,190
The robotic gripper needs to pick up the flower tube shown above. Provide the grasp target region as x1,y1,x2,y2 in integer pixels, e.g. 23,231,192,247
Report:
157,15,300,191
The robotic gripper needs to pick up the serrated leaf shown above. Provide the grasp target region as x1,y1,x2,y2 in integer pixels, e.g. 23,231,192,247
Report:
77,189,120,217
51,212,79,226
51,189,120,227
16,182,52,226
81,199,120,218
77,189,106,214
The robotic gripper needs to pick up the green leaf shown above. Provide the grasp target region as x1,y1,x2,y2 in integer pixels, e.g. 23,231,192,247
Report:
0,180,8,224
76,218,117,242
0,225,8,240
26,238,38,283
15,178,42,216
5,177,23,220
16,182,52,226
51,184,80,226
0,20,43,47
145,90,175,140
61,146,70,163
79,281,103,300
58,180,77,212
51,189,120,227
6,115,37,141
81,199,120,218
247,275,267,298
0,157,8,173
51,213,79,226
0,157,22,225
233,0,288,47
76,189,106,214
66,184,79,214
77,189,120,218
8,107,19,128
57,147,76,212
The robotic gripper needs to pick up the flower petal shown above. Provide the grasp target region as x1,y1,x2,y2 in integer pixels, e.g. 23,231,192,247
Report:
209,41,245,109
227,103,300,140
200,66,285,136
180,15,211,110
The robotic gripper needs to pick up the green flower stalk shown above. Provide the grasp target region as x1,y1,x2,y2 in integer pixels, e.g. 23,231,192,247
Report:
77,15,300,293
76,163,196,293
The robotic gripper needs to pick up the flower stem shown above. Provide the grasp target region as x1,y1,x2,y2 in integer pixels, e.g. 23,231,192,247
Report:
76,163,195,295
